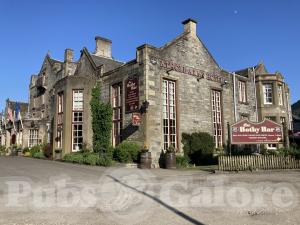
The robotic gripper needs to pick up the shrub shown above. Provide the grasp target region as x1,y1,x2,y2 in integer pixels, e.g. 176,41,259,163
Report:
182,132,215,165
30,145,41,156
97,153,113,167
22,147,30,154
0,146,6,156
63,153,84,164
114,141,140,163
32,151,45,159
176,155,190,168
84,153,99,166
63,152,113,167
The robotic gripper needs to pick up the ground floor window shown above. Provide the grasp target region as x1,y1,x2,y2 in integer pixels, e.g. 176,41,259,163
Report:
267,144,277,149
212,90,223,148
162,79,177,150
72,123,83,151
29,129,38,148
57,127,63,149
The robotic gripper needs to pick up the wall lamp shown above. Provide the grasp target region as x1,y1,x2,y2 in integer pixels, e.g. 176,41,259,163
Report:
140,100,150,114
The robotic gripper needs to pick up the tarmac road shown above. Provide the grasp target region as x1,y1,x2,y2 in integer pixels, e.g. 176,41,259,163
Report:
0,156,299,225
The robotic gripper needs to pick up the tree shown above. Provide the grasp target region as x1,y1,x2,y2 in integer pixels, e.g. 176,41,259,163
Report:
90,82,113,154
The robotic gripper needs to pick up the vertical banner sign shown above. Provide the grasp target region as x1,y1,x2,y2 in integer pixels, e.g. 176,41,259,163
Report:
125,77,139,113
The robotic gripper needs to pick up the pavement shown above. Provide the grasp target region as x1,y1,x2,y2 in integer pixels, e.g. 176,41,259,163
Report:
0,156,300,225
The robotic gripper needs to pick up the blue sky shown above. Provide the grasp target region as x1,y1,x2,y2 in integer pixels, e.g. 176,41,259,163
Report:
0,0,299,110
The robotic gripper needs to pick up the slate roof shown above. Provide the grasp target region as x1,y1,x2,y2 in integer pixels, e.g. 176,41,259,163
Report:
234,63,269,77
5,99,28,118
90,55,124,73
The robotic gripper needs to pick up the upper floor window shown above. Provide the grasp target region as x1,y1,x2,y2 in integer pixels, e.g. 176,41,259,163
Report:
278,85,283,106
238,80,247,103
73,90,83,111
263,83,273,104
58,92,64,113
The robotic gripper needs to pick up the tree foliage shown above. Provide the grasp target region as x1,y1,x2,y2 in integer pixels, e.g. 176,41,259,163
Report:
90,82,113,153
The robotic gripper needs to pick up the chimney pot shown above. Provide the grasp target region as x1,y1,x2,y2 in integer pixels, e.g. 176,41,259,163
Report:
94,36,112,58
182,18,197,34
64,48,74,62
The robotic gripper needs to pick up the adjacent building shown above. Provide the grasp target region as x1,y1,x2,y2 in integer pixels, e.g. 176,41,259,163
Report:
1,19,294,165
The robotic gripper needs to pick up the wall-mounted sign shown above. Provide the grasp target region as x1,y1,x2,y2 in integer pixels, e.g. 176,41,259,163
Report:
132,112,141,126
125,77,139,113
150,57,226,84
231,119,283,144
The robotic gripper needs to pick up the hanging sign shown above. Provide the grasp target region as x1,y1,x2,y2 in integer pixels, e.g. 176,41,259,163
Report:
231,119,283,144
132,112,141,126
125,77,139,113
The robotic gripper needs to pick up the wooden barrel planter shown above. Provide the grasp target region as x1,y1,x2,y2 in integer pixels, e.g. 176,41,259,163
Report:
139,152,152,169
165,152,176,169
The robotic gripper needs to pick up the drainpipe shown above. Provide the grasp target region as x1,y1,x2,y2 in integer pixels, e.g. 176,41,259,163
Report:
252,67,260,153
252,67,258,122
233,72,237,122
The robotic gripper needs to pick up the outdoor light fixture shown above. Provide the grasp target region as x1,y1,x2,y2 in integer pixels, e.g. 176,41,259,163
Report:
140,100,150,114
221,80,229,88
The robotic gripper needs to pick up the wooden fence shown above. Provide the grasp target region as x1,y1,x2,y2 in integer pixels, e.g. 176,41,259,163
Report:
218,155,300,171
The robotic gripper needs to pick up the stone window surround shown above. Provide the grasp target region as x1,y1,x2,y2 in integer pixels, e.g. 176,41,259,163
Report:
211,88,223,148
111,83,123,147
262,83,273,105
238,79,247,104
162,78,177,150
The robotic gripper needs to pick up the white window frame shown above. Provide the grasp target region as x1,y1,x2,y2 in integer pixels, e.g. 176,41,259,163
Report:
238,80,247,103
212,90,223,148
263,83,273,105
73,90,83,111
112,83,122,147
162,79,177,150
72,90,83,151
57,92,64,149
267,144,277,150
278,85,283,106
29,129,38,148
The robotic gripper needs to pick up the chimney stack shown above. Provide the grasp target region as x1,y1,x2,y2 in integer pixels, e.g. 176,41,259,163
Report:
64,48,74,62
94,36,112,58
182,18,197,34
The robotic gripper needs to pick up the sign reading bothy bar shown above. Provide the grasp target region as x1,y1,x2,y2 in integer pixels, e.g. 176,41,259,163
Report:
125,77,139,113
231,119,283,144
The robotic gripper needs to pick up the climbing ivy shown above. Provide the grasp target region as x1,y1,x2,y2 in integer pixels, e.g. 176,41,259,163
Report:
90,82,113,154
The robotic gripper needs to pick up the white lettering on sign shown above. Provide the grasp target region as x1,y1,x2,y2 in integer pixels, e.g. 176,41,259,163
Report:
237,123,280,134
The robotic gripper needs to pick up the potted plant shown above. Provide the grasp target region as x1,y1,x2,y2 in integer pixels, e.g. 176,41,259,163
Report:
165,145,176,169
139,145,152,169
55,149,62,160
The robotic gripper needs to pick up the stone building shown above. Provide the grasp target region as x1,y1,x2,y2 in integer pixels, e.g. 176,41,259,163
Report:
2,18,293,164
235,63,293,149
0,99,28,150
